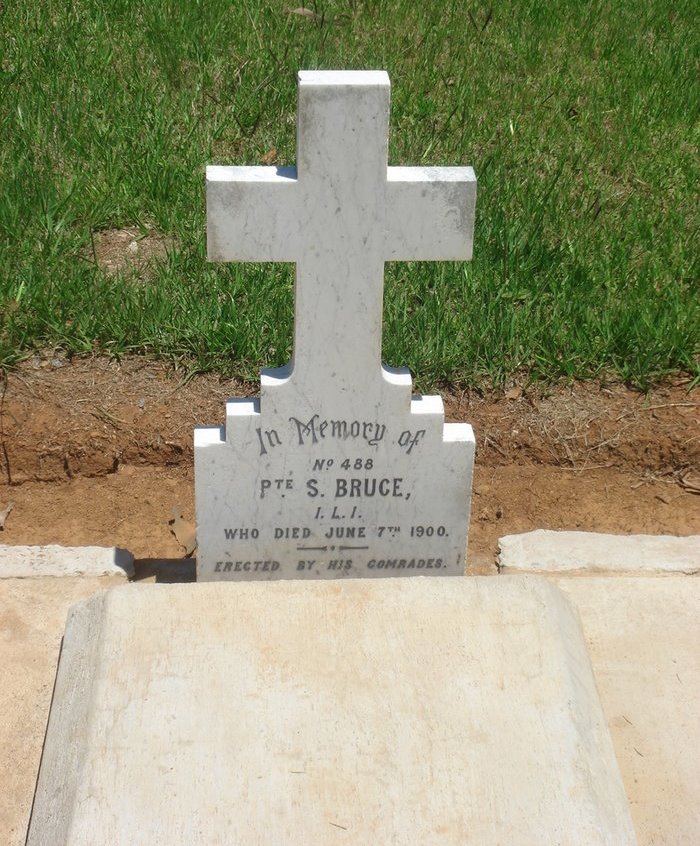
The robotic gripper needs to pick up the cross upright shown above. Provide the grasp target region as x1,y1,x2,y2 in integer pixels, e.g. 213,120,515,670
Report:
207,70,476,405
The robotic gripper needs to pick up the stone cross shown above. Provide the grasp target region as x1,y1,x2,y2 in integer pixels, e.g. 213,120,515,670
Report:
196,71,477,580
207,70,475,404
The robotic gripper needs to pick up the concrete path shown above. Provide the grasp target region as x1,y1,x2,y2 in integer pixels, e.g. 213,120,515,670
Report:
0,576,127,845
497,529,700,844
553,576,700,846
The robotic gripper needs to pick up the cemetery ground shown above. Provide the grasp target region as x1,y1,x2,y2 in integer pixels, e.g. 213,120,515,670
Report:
2,4,698,840
1,355,698,844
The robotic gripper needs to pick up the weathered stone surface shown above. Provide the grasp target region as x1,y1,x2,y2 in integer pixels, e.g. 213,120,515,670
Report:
28,577,635,844
555,576,700,846
196,71,476,581
0,577,125,846
0,544,133,578
498,530,699,575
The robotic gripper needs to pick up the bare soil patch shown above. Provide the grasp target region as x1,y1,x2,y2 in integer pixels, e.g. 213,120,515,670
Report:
88,226,176,277
0,356,698,572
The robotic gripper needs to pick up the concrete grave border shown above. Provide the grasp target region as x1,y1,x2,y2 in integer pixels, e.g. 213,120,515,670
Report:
0,545,134,579
498,530,699,575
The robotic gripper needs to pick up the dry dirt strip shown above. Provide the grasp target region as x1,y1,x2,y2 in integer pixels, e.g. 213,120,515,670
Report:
0,359,698,566
1,358,698,484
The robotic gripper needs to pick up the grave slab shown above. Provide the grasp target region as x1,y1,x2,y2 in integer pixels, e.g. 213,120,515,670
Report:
28,577,636,845
498,530,700,575
0,544,133,578
196,70,476,580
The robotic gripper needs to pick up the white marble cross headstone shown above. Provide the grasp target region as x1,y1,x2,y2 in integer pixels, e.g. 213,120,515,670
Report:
196,70,476,580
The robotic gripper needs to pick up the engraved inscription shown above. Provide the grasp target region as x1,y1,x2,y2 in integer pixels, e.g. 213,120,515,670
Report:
208,409,464,577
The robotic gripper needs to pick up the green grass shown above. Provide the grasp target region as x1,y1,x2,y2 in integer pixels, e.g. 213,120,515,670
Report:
1,0,698,389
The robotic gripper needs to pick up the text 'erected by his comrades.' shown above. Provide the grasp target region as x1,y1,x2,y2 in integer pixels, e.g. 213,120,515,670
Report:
214,557,447,574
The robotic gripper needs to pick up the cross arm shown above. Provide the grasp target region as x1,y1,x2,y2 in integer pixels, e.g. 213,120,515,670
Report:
385,166,476,261
206,166,299,262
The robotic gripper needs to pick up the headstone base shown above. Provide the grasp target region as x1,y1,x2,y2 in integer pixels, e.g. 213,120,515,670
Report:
0,545,133,578
28,577,636,845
